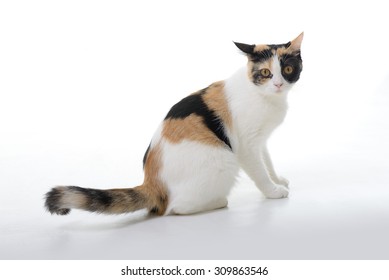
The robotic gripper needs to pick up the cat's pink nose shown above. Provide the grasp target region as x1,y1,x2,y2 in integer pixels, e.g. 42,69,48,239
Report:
274,83,283,88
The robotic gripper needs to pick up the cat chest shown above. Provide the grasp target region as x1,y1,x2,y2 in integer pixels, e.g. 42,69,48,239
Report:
234,104,287,137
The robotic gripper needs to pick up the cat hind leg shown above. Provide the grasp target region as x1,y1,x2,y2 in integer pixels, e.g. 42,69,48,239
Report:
171,197,228,215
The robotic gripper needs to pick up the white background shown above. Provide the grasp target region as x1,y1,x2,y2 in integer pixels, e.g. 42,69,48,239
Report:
0,0,388,260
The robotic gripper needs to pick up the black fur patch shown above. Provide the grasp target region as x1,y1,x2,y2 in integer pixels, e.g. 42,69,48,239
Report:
68,186,113,211
45,188,70,215
143,143,151,168
251,43,292,63
267,42,291,50
280,52,303,83
250,49,273,63
150,207,159,214
165,89,232,150
236,41,292,63
233,42,255,55
165,93,203,119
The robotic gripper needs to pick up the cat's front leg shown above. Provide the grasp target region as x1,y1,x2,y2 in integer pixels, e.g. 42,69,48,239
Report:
262,183,289,199
276,176,289,188
262,146,289,188
238,146,289,199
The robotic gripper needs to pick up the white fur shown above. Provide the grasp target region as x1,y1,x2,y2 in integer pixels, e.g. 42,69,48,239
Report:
263,55,294,94
155,62,295,215
225,66,290,199
161,140,239,215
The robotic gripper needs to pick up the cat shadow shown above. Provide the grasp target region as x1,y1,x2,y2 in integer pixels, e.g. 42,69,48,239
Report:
60,206,230,231
60,210,157,231
57,196,286,232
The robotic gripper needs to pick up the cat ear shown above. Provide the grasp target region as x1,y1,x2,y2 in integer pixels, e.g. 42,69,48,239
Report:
233,42,255,55
288,32,304,51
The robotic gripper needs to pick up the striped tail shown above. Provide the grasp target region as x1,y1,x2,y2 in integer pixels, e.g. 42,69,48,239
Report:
44,185,167,216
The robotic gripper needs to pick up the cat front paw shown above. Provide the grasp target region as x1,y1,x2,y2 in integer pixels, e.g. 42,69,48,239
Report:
263,184,289,199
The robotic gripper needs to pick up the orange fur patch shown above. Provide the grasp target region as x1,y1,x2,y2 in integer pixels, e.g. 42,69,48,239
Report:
142,144,168,215
201,81,232,130
163,115,222,147
254,44,270,53
276,46,290,57
162,81,231,148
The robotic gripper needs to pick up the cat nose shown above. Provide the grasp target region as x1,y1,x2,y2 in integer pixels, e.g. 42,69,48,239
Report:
274,83,283,88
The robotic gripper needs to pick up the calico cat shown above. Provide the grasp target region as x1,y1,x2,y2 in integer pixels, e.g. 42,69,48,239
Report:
45,33,303,216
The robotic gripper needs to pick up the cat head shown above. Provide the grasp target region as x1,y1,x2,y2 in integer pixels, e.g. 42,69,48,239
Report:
234,32,303,94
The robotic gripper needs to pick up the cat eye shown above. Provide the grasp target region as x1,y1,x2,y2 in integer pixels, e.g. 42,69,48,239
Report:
260,68,271,78
283,65,294,75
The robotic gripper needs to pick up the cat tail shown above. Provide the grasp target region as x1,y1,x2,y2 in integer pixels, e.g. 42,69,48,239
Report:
44,184,168,216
